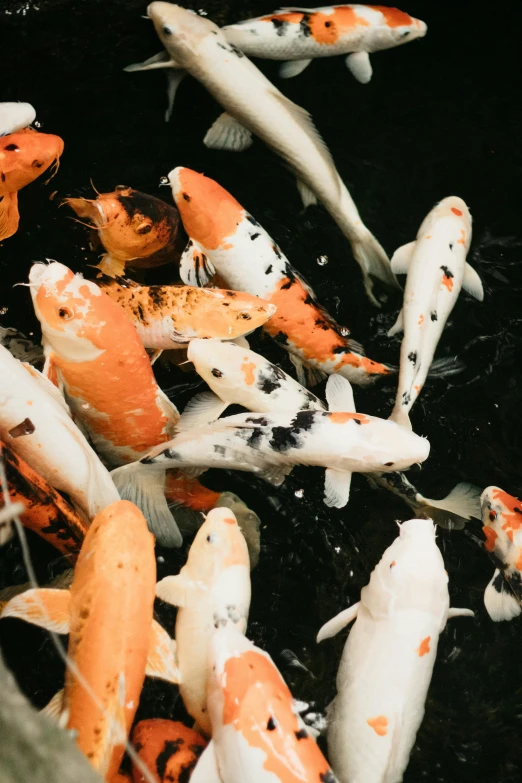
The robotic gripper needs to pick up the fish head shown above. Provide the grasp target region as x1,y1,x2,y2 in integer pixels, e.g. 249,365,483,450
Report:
187,339,263,391
169,166,244,251
433,195,472,229
184,507,250,581
352,417,430,472
0,128,63,193
0,102,36,135
187,289,275,340
148,3,219,61
371,9,427,49
481,486,522,558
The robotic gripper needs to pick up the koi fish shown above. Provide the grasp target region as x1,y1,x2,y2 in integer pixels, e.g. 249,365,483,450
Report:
155,507,251,736
480,486,522,623
113,374,430,510
317,518,474,783
190,625,338,783
388,196,484,429
0,500,179,780
29,261,182,546
0,127,63,241
0,440,87,556
225,5,427,82
98,276,276,351
64,186,185,278
170,167,394,384
147,3,397,304
0,101,36,135
131,719,207,783
0,343,119,520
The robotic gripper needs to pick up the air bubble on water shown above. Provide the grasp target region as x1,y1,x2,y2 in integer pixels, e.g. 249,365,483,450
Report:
349,570,354,577
317,255,328,266
334,546,341,553
0,307,8,315
159,176,169,186
339,326,350,337
157,555,165,563
294,489,304,498
198,8,208,15
34,120,41,128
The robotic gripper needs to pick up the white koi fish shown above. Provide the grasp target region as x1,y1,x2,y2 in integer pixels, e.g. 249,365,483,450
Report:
225,5,427,82
318,518,474,783
147,2,397,304
480,486,522,623
155,507,251,736
191,625,338,783
0,101,36,135
388,196,484,429
112,375,430,510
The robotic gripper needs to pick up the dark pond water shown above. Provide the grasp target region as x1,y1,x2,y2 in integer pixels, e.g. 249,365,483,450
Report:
1,0,522,780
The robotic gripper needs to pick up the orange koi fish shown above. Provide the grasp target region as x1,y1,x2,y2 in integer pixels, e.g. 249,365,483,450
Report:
131,719,207,783
0,127,63,241
98,276,276,350
170,167,393,386
190,626,337,783
0,440,87,556
0,500,179,780
65,186,185,278
481,486,522,623
29,261,182,545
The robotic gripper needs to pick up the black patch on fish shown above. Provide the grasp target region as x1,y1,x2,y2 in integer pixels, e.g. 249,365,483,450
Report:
449,243,453,250
299,14,312,37
246,214,259,226
332,346,346,354
492,571,507,595
280,278,294,290
273,331,288,345
32,160,43,168
320,771,336,783
8,418,35,438
315,318,329,330
136,303,145,321
265,265,273,275
272,243,282,259
217,41,244,57
267,716,278,730
156,739,184,780
295,729,308,740
211,368,223,377
183,193,191,201
0,173,5,182
408,351,417,365
271,18,287,35
246,416,269,426
247,427,263,448
431,311,438,321
402,392,411,405
304,294,315,305
269,410,315,453
250,233,260,241
257,364,285,394
441,265,454,278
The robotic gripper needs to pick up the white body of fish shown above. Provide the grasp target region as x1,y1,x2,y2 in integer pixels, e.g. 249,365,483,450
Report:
0,345,120,519
318,519,474,783
0,102,36,135
148,2,396,304
388,196,484,428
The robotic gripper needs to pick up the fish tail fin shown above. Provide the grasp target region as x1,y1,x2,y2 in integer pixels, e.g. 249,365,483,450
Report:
427,355,466,378
421,482,482,529
0,191,20,241
484,570,522,623
350,229,399,307
110,463,183,548
388,407,412,430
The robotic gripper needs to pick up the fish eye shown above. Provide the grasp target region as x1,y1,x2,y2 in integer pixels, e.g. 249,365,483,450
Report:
5,143,19,151
489,510,497,521
136,222,152,235
400,30,410,37
238,312,251,320
162,25,173,35
207,533,218,544
211,368,223,378
384,462,394,467
58,306,74,320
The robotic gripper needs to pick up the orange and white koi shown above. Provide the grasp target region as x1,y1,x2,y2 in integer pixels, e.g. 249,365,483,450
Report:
0,500,179,780
0,343,119,520
190,625,338,783
0,126,63,241
155,507,251,736
65,186,185,278
170,167,394,385
388,196,484,429
0,101,36,135
148,3,397,303
225,5,427,82
98,276,276,350
317,518,473,783
29,261,182,545
131,719,207,783
480,486,522,623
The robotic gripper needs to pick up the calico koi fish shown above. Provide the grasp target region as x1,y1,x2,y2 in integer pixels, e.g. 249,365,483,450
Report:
0,343,119,520
190,625,338,783
155,507,251,736
225,5,427,82
98,276,275,351
65,186,185,278
170,167,394,384
0,126,63,241
388,196,484,428
0,500,179,780
480,486,522,623
131,719,207,783
147,3,397,304
29,261,182,545
0,101,36,135
318,518,473,783
113,374,430,510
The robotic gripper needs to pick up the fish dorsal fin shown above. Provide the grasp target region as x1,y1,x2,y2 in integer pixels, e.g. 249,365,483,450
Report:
155,573,192,608
346,52,373,84
324,468,352,508
390,241,416,275
145,619,181,683
387,308,404,337
279,58,312,79
462,262,484,301
190,740,221,783
1,588,71,633
177,392,229,430
317,602,360,642
179,241,216,287
204,112,254,152
484,570,522,623
326,373,356,412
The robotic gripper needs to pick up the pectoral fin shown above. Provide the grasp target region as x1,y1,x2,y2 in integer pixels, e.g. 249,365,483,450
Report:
346,51,373,84
146,619,181,683
317,602,360,642
178,392,229,430
390,241,415,275
179,241,216,287
203,112,254,152
155,573,192,608
296,178,318,208
279,58,312,78
326,374,356,412
324,468,352,508
189,740,222,783
164,69,187,122
124,51,180,72
0,191,20,241
0,588,71,633
462,262,484,301
484,570,521,623
447,607,475,619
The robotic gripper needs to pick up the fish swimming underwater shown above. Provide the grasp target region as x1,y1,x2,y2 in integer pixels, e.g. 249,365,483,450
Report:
0,101,36,135
224,5,427,82
98,276,275,352
113,374,430,510
0,344,119,520
190,625,338,783
131,719,207,783
388,196,484,428
65,186,185,278
480,486,522,623
170,167,394,385
0,126,63,241
317,518,474,783
0,500,179,780
147,2,397,304
155,507,251,736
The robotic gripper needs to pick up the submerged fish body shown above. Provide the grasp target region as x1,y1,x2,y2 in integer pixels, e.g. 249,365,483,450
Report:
0,101,36,135
318,518,473,783
191,626,338,783
171,167,393,385
65,186,184,278
99,276,276,350
388,196,484,428
148,3,397,304
225,5,427,83
481,486,522,623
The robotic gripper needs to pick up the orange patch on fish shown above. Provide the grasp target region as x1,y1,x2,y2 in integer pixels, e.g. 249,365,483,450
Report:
371,5,413,26
418,314,424,326
241,360,256,386
457,229,466,246
425,235,432,239
482,525,498,552
261,11,303,23
441,274,454,292
309,7,369,44
223,517,237,525
491,489,522,531
175,169,243,250
328,412,370,425
414,384,421,393
417,636,431,657
516,549,522,572
367,715,389,736
451,207,463,216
